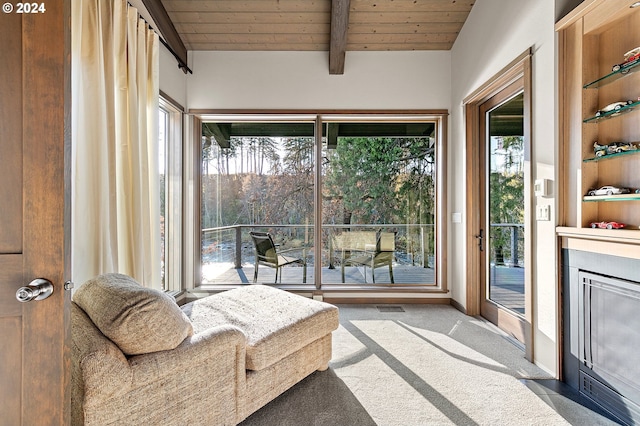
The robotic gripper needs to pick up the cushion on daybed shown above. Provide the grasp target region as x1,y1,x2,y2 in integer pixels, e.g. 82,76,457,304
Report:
73,273,193,356
182,285,339,371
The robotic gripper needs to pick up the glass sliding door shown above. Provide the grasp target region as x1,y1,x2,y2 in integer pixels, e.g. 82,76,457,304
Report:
320,120,438,286
199,120,315,285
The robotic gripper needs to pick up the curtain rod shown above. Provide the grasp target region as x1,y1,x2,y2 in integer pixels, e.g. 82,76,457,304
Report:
159,37,193,74
128,2,193,74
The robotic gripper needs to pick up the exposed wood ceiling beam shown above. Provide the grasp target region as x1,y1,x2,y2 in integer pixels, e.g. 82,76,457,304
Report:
329,0,351,74
142,0,191,73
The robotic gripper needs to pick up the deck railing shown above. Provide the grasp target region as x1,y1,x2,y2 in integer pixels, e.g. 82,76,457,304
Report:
489,223,524,267
201,224,435,271
200,223,522,284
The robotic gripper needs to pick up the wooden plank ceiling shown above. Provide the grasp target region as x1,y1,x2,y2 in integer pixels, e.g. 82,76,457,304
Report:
159,0,474,73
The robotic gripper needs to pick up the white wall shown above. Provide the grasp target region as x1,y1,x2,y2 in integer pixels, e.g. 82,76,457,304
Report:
450,0,559,374
159,45,188,109
186,51,451,110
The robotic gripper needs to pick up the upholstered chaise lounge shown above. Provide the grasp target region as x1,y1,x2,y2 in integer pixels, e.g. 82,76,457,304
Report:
71,273,339,425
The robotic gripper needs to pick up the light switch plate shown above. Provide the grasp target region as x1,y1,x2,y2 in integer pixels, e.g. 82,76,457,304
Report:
536,204,550,221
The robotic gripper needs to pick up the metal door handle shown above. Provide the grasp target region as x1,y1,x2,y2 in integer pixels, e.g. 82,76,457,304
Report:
474,229,484,252
16,278,54,302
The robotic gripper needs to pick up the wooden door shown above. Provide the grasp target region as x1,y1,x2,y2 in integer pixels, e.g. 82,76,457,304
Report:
465,52,533,361
0,2,71,424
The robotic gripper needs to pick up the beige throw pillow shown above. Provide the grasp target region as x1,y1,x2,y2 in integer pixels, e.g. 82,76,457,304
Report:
73,273,193,355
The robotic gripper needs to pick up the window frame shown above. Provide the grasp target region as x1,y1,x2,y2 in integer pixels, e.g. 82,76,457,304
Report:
159,94,184,293
186,111,448,296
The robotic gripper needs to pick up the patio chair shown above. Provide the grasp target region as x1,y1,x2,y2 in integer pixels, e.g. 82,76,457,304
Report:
250,231,306,283
341,231,395,284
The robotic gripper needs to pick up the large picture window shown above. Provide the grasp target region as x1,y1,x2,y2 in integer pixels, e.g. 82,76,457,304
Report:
196,113,445,291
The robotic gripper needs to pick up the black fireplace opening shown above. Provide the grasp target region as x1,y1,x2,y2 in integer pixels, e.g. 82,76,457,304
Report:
562,249,640,425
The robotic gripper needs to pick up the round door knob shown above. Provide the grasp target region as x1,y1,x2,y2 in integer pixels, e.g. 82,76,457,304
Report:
16,278,54,303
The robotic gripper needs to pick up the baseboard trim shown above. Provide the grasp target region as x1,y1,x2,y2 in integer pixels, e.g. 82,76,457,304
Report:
449,298,467,314
324,297,451,305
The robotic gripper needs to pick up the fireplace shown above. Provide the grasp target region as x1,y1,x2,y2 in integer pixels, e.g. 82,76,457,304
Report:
562,249,640,425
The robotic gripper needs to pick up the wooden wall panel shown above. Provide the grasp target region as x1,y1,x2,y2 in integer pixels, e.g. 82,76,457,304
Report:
0,12,22,253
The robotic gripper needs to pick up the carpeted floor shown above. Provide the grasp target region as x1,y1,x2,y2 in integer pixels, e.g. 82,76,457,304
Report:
240,304,619,426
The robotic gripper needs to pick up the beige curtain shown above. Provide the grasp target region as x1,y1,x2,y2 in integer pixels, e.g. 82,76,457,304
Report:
71,0,161,289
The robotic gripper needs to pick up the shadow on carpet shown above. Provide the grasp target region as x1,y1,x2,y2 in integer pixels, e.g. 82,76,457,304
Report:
238,368,376,426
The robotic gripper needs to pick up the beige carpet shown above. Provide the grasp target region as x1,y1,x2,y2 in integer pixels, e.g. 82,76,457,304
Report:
241,304,619,426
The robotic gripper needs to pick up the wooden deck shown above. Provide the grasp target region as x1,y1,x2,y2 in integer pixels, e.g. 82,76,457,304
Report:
489,265,525,313
203,263,436,285
202,263,526,314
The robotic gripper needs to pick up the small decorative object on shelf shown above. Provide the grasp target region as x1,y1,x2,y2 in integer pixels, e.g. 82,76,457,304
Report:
586,186,631,196
612,46,640,73
590,221,625,230
583,98,640,123
595,100,634,117
593,141,638,157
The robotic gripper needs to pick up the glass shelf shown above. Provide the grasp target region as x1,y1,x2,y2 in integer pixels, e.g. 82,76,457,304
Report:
583,149,640,162
583,193,640,202
583,59,640,89
583,100,640,123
